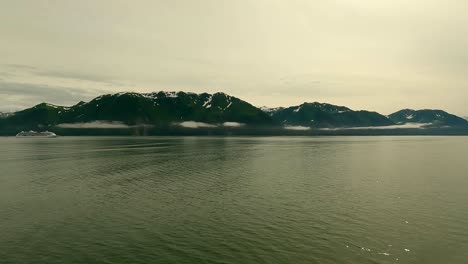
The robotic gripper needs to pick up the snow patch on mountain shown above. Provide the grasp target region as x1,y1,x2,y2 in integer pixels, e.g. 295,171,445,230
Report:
142,91,180,99
260,106,283,114
222,96,233,111
260,106,270,112
163,91,178,98
203,95,213,108
44,103,59,108
405,114,414,119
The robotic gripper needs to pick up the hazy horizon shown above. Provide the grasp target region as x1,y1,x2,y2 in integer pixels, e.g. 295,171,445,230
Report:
1,0,468,115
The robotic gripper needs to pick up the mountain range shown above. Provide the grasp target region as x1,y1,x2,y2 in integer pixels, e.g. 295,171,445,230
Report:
1,91,467,135
388,109,468,127
264,102,394,128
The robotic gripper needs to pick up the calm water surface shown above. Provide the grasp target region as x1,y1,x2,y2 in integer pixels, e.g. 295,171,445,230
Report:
1,136,468,264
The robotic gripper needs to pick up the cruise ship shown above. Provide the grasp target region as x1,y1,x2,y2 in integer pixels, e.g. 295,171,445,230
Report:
16,131,58,138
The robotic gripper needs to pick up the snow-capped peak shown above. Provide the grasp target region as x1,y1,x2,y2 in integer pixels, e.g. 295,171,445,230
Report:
260,106,283,113
163,91,178,98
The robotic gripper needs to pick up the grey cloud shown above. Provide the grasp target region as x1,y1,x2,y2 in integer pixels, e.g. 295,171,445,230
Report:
1,1,468,115
1,63,125,88
0,71,13,78
4,64,37,70
0,81,98,111
37,70,123,86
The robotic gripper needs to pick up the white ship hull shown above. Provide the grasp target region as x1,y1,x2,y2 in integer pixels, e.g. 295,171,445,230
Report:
16,131,58,138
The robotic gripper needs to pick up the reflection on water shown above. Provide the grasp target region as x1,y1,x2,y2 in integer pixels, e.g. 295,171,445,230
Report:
1,136,468,264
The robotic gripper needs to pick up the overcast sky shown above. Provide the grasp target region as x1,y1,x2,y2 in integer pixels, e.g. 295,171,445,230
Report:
1,0,468,115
